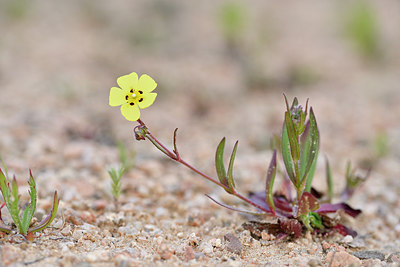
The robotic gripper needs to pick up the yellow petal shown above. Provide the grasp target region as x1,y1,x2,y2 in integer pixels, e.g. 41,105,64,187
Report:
117,72,139,91
121,103,140,121
109,87,127,107
138,93,157,109
138,74,157,93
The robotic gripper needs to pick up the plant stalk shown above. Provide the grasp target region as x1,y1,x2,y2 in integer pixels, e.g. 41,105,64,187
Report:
136,119,272,214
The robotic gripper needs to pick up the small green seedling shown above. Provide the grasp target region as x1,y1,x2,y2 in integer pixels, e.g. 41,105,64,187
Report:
106,141,135,204
0,167,59,237
344,1,381,60
107,165,124,202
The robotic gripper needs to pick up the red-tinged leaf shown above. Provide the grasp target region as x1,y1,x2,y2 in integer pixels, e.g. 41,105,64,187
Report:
0,224,11,233
248,192,293,217
333,223,358,237
316,203,361,218
298,192,320,216
280,219,303,238
310,187,323,199
265,149,277,213
28,191,59,233
205,194,267,216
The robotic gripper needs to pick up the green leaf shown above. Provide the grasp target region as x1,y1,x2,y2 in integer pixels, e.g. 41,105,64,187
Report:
300,108,319,187
11,178,22,232
265,149,277,213
21,172,37,234
285,111,300,162
29,191,59,233
215,138,228,189
0,170,11,210
325,157,333,203
226,141,238,191
309,212,324,229
282,123,296,184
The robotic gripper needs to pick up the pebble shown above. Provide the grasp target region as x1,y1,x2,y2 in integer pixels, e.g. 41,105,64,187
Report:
157,243,175,260
352,250,385,261
342,235,353,243
209,238,222,248
188,233,200,246
72,229,86,240
199,242,213,255
52,218,64,229
224,233,242,255
118,226,139,237
326,251,361,267
387,252,400,263
61,224,72,236
185,246,195,261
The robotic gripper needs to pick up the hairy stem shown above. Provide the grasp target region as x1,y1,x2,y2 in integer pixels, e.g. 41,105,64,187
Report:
136,119,272,214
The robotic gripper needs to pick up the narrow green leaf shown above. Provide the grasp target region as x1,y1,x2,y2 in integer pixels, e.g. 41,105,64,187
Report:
226,141,238,191
29,191,59,233
345,161,352,181
285,111,300,162
26,172,37,227
215,138,228,188
11,178,22,232
325,157,333,203
282,124,296,184
265,149,277,213
0,170,12,210
300,108,320,186
21,204,31,235
305,150,318,192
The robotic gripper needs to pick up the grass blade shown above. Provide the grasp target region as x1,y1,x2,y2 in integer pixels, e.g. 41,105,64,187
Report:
11,177,22,232
265,149,277,213
325,157,333,203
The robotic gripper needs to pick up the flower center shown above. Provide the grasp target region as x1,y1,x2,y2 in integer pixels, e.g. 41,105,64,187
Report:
126,89,144,105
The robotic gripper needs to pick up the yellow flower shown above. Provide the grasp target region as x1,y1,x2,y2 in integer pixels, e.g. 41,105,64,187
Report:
109,72,157,121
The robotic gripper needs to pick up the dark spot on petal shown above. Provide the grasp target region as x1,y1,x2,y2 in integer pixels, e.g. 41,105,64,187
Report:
130,89,133,93
125,95,129,100
139,98,143,102
138,90,143,94
130,102,134,106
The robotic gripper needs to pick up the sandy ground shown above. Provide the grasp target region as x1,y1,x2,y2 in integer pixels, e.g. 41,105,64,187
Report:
0,0,400,266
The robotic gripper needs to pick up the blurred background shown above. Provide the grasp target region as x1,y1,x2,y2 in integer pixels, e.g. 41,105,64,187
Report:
0,0,399,199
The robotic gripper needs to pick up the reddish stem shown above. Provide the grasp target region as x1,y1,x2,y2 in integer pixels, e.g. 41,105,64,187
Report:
136,119,272,214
